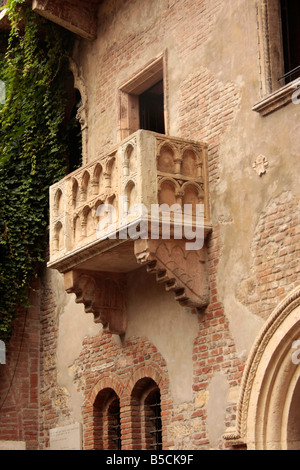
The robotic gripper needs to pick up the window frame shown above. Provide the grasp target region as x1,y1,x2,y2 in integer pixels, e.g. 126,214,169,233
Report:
130,377,163,450
253,0,300,116
117,52,168,141
143,386,163,451
93,387,122,451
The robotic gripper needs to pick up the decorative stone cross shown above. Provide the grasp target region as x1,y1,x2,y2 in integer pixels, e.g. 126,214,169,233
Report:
253,155,269,176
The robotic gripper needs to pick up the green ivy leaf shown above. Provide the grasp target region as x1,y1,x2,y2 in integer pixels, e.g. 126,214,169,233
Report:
0,0,79,343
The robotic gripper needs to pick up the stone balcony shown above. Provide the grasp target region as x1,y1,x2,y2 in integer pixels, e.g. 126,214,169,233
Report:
48,130,211,335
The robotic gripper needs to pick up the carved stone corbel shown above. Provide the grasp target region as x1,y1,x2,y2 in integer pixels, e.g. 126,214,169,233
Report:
32,0,98,40
134,239,209,309
63,269,127,335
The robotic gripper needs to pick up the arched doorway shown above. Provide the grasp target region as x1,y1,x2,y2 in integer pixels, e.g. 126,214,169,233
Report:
225,286,300,450
286,376,300,450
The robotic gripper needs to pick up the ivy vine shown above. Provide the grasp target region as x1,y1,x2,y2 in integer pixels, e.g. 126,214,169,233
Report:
0,0,78,342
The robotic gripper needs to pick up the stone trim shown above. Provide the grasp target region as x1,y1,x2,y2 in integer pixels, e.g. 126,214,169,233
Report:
253,0,300,116
224,284,300,448
253,79,299,116
118,52,168,141
83,364,169,450
0,440,26,450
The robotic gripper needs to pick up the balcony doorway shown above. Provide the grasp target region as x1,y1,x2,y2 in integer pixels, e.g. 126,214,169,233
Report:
118,53,168,141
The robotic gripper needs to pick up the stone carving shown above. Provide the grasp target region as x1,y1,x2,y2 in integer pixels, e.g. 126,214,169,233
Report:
134,239,209,309
49,150,117,264
32,0,98,40
64,269,127,336
253,155,268,176
48,130,211,334
49,131,210,264
223,285,300,448
156,137,208,218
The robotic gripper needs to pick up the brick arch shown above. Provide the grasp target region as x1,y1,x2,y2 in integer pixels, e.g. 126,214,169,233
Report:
126,363,166,394
123,363,171,450
224,285,300,450
83,372,127,450
86,372,127,407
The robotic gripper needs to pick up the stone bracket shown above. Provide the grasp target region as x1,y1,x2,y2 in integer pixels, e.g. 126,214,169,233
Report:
64,269,127,335
32,0,98,40
134,239,209,309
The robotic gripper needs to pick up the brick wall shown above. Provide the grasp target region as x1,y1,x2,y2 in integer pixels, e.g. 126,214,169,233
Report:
1,0,298,451
237,191,300,320
178,68,240,185
38,270,73,450
73,335,173,450
81,0,233,158
0,282,40,450
192,228,245,449
36,0,245,450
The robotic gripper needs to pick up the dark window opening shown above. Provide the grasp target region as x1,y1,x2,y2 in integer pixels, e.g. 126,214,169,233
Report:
145,388,162,451
64,70,83,174
130,377,163,450
139,80,165,134
93,388,122,450
280,0,300,84
66,88,82,173
107,397,121,451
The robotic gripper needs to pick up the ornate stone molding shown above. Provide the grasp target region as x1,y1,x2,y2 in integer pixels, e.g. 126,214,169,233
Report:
48,130,212,334
134,239,209,309
48,131,211,269
255,0,284,97
64,269,127,335
253,80,299,116
224,285,300,448
252,155,268,176
253,0,297,116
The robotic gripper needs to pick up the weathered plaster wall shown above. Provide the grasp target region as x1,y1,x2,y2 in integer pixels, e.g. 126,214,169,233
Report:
125,267,199,405
39,0,300,450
